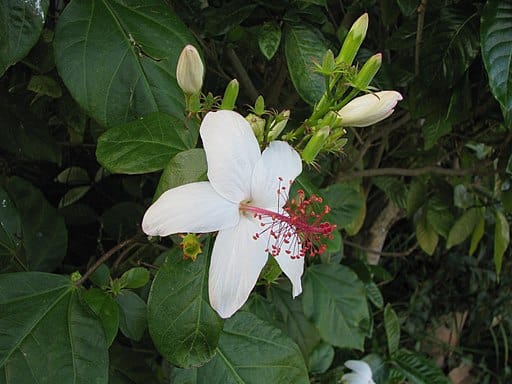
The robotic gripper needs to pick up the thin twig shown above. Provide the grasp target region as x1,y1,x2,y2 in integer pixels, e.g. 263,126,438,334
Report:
112,242,140,269
336,164,492,182
226,48,259,102
344,239,418,257
415,0,428,75
75,238,137,286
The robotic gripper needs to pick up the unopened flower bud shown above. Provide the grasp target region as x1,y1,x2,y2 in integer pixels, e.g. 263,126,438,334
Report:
246,113,266,143
254,95,265,116
302,126,330,164
354,53,382,90
336,13,369,66
176,45,204,95
220,79,239,110
267,110,290,141
321,49,336,75
180,233,202,261
338,91,403,127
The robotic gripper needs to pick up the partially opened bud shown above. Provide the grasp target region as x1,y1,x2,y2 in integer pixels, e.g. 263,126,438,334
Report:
336,13,369,66
338,91,403,127
176,45,204,95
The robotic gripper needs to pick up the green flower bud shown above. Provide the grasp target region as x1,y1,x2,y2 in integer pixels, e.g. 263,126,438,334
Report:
267,110,290,141
254,95,265,116
245,113,266,143
176,45,204,95
354,53,382,90
220,79,239,110
336,13,369,66
302,126,330,164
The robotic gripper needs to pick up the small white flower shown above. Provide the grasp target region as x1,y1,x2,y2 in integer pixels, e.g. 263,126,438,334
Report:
142,110,317,318
338,91,403,127
341,360,376,384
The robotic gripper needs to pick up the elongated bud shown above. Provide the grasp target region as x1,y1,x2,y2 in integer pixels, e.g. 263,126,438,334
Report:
254,95,265,115
220,79,239,110
354,53,382,90
336,13,369,66
267,110,290,141
321,49,336,75
176,45,204,95
338,91,403,127
246,113,266,143
302,126,330,164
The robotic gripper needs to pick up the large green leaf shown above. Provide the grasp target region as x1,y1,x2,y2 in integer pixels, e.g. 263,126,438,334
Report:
172,312,309,383
96,112,197,174
321,183,365,230
53,0,195,127
446,207,483,249
82,288,119,346
0,272,108,383
0,0,49,75
416,213,439,256
154,148,208,200
390,349,450,384
481,0,512,123
268,283,321,358
115,290,147,341
302,264,370,350
147,247,222,368
3,177,68,272
422,7,480,87
284,25,327,105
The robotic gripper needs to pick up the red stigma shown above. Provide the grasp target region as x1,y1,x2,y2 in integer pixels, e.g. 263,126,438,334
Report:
241,179,336,260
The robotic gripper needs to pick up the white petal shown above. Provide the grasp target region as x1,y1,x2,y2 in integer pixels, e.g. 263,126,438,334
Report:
338,91,403,127
250,141,302,209
208,216,269,318
340,373,367,384
142,181,239,236
344,360,373,379
200,110,261,203
274,248,304,297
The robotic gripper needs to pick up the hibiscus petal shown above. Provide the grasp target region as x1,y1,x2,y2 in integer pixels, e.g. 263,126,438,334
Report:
340,373,367,384
250,141,302,209
200,110,261,203
344,360,373,379
274,250,304,297
142,181,239,236
208,216,269,318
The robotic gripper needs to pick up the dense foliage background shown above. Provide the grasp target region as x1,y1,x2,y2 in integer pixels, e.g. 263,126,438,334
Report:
0,0,511,383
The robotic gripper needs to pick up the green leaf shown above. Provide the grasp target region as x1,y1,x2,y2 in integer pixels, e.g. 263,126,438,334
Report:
446,207,482,249
422,117,451,150
366,281,384,309
391,349,450,384
268,282,321,358
384,304,400,355
308,342,334,374
96,112,197,174
422,7,480,87
373,177,408,209
59,185,91,208
187,312,309,383
259,22,282,60
0,188,22,272
0,272,108,383
115,290,147,341
407,179,427,217
27,75,62,98
155,148,208,200
53,0,195,127
4,177,68,272
481,0,512,123
302,264,370,350
147,247,222,368
453,184,474,209
469,213,485,256
416,213,439,256
425,198,454,238
0,0,49,75
119,267,150,289
494,209,510,278
82,287,119,346
321,183,365,230
285,25,327,105
101,202,145,239
56,166,90,185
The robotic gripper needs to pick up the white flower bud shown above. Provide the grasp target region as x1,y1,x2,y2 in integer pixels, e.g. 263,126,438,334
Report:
338,91,403,127
176,45,204,95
